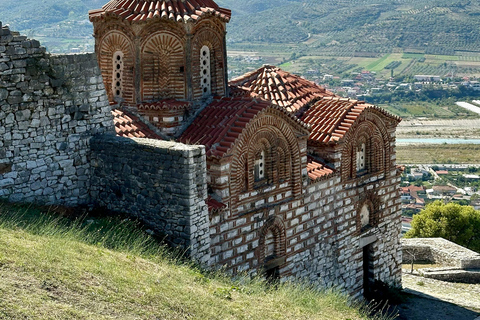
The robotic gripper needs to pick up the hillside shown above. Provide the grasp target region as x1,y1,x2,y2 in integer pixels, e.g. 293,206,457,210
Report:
221,0,480,55
0,203,379,320
1,0,480,55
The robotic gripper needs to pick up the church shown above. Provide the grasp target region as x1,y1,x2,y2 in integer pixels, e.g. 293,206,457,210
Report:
88,0,403,298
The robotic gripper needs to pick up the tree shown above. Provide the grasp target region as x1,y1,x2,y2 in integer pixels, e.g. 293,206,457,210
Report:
405,201,480,253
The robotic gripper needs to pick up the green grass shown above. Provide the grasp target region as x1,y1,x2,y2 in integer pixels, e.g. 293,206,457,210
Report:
365,54,392,71
0,203,392,320
381,102,459,118
402,53,424,59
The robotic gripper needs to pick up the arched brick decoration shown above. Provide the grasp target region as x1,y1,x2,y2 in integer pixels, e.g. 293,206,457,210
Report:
141,32,186,101
229,110,304,201
258,215,286,268
356,192,382,233
98,30,135,104
341,110,390,180
192,25,225,99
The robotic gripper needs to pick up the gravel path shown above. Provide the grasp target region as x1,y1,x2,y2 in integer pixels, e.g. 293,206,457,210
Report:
392,273,480,320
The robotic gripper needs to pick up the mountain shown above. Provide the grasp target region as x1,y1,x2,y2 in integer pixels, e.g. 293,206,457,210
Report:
219,0,480,54
1,0,480,55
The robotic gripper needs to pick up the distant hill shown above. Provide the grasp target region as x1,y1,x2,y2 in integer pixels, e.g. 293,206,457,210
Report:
219,0,480,55
1,0,480,55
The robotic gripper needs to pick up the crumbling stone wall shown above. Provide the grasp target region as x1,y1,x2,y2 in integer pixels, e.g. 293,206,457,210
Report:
90,135,210,263
0,22,114,205
402,238,480,269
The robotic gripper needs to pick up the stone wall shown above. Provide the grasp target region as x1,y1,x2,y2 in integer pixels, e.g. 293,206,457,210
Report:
402,238,480,269
90,135,210,263
0,22,114,205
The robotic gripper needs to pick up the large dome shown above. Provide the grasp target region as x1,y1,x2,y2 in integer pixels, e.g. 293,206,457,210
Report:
89,0,231,23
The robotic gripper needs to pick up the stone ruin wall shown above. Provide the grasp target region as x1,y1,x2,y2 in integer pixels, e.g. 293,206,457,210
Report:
402,238,480,269
90,135,210,263
0,23,210,262
0,22,113,205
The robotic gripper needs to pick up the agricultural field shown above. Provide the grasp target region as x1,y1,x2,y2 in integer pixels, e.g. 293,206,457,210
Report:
396,144,480,164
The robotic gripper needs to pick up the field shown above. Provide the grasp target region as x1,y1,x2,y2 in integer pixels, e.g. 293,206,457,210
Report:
227,41,480,80
396,144,480,164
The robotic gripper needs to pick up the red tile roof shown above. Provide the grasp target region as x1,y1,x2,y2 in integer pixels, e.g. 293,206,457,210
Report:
306,157,335,181
229,65,335,114
301,97,401,144
178,97,307,158
207,196,226,213
111,108,162,139
89,0,231,23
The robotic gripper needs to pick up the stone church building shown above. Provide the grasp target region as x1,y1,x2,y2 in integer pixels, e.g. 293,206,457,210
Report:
0,0,402,300
88,0,403,297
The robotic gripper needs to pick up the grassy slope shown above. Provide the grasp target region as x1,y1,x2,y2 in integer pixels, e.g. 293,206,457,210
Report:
0,204,376,320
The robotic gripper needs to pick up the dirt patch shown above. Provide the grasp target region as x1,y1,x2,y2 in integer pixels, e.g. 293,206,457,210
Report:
390,273,480,320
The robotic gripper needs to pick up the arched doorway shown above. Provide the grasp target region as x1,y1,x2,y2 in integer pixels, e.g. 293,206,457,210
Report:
259,216,286,282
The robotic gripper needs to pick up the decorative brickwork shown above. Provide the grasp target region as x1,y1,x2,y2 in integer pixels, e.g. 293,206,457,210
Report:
141,31,186,100
2,0,404,299
98,30,135,104
191,22,226,98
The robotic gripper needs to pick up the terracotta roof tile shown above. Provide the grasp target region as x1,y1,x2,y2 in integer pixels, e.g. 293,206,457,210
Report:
89,0,231,23
112,108,163,139
306,156,335,181
178,97,269,157
207,196,226,213
229,65,335,114
301,97,401,144
179,97,307,158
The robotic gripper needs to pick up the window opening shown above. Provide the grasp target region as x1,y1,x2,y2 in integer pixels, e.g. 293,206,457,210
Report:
200,45,211,96
112,51,124,99
356,143,366,172
264,230,275,260
360,204,370,228
254,151,265,181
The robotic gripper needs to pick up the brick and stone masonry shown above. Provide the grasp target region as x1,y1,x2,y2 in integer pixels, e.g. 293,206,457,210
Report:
0,13,403,299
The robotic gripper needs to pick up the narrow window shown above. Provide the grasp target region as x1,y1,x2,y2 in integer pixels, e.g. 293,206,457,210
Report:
254,150,265,181
264,230,275,260
356,143,366,172
112,51,124,99
360,204,370,228
200,45,211,96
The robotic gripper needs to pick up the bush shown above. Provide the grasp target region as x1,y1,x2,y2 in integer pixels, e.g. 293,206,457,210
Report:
405,201,480,252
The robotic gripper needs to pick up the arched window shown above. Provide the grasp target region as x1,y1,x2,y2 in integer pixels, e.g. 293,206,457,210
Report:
360,204,370,228
356,142,366,173
264,230,275,261
254,150,265,181
259,216,286,282
200,45,211,96
112,51,124,99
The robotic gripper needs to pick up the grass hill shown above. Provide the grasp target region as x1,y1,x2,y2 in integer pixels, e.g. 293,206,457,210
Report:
0,202,387,319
